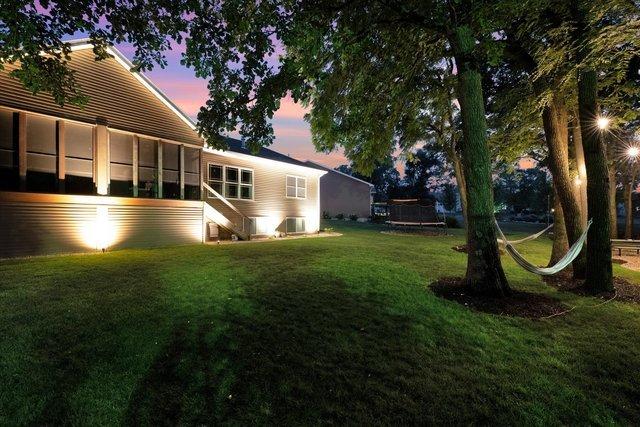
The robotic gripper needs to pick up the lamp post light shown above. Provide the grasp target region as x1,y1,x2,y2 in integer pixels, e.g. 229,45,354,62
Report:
597,116,610,131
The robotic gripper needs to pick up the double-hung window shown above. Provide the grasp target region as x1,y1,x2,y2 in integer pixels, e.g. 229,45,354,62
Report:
208,164,223,196
208,164,253,200
286,175,306,199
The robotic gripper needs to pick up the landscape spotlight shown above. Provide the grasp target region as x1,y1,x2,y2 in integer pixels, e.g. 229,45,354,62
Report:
596,116,610,130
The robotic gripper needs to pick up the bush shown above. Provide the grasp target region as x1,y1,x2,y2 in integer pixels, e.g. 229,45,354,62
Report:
335,213,345,220
445,216,459,228
322,211,332,219
349,214,358,221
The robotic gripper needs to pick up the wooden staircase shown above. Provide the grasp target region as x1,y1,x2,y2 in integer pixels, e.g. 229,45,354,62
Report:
202,182,251,240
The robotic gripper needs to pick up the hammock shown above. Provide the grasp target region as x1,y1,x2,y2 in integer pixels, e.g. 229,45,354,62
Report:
495,219,592,276
496,223,553,245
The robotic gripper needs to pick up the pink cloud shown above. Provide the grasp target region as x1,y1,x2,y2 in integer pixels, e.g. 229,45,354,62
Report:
274,95,309,120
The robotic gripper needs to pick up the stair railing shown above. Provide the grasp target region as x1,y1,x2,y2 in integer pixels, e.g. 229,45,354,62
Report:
202,181,252,234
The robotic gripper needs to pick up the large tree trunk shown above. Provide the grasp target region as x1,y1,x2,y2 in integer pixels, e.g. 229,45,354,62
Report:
549,184,569,265
577,69,613,292
452,26,509,296
625,172,635,239
571,116,589,227
541,94,586,278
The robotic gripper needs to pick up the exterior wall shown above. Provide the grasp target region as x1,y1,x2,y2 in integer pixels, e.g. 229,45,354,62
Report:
319,170,372,219
0,48,202,146
0,192,203,258
202,150,322,234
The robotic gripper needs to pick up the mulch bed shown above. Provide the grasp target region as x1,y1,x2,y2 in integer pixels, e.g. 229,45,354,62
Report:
543,273,640,304
430,277,568,319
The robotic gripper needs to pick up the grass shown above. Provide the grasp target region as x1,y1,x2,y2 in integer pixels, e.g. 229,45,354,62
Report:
1,220,639,425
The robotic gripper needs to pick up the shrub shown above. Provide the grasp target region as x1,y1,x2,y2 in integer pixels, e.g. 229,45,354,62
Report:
349,214,358,221
322,211,332,219
335,213,345,220
445,216,459,228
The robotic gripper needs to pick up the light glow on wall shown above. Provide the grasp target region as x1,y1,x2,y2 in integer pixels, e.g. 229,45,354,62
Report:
81,206,119,251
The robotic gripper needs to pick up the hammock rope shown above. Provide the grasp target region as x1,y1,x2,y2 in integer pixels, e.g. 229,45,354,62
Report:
495,219,592,276
496,223,554,245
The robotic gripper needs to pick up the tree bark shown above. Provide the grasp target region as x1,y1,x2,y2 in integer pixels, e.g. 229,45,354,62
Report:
577,69,613,292
541,94,586,278
625,171,635,239
571,116,589,226
452,26,509,296
549,184,569,266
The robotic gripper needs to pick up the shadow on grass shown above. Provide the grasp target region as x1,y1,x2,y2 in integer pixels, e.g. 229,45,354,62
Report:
125,269,431,424
3,259,168,425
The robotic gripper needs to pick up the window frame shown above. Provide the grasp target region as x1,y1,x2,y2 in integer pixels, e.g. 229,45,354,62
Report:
249,216,271,235
285,217,306,234
207,162,254,201
285,174,307,199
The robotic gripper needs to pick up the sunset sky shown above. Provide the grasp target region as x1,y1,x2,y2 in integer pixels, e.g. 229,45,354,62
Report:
115,42,350,169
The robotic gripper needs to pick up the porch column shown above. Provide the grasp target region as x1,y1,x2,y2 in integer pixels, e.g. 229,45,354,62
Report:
17,112,26,191
132,135,139,197
179,144,185,199
157,140,163,198
94,118,109,195
56,120,65,193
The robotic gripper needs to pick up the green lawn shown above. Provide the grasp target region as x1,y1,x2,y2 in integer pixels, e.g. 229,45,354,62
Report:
1,221,639,425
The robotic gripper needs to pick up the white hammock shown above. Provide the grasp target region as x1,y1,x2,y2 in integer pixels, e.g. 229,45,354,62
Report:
495,219,592,276
496,223,553,245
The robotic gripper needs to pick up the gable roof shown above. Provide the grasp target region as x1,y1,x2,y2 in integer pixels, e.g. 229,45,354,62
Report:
304,160,374,187
0,39,203,146
205,137,327,175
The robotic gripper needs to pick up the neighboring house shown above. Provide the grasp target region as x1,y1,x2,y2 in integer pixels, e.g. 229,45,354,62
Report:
0,39,325,258
305,160,373,220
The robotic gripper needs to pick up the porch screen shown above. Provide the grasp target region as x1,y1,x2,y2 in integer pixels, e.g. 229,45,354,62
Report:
26,115,57,193
162,143,180,199
109,131,133,196
138,138,158,198
65,122,94,194
184,146,200,200
0,110,17,191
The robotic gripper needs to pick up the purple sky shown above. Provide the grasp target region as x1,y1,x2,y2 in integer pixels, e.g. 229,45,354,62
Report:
115,42,350,169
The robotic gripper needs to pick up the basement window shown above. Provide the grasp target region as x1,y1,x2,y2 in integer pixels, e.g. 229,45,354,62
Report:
286,217,306,234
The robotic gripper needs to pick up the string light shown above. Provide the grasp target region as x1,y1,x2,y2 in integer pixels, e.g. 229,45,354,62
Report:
628,146,640,160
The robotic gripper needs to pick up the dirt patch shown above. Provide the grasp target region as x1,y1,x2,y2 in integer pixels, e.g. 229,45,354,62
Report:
430,277,568,319
544,274,640,304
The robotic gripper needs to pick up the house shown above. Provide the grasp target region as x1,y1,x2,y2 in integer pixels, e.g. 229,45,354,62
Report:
305,161,373,220
0,39,326,258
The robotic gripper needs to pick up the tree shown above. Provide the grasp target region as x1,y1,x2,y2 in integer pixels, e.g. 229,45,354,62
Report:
403,147,450,199
0,0,188,106
441,183,458,212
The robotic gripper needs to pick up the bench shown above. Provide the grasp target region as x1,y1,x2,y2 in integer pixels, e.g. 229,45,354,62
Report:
611,239,640,256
